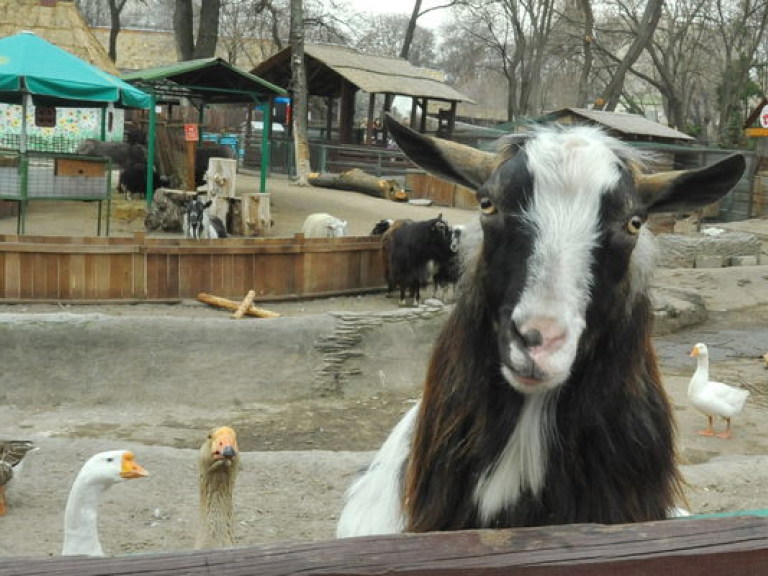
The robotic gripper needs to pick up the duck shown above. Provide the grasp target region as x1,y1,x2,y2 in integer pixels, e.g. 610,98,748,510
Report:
196,426,240,549
0,440,37,515
61,450,149,556
688,342,750,439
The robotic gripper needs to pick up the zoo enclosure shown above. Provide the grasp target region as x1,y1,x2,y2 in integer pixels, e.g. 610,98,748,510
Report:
0,233,384,301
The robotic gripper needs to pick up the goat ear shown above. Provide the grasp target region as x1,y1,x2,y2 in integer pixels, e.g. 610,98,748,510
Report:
638,153,746,214
385,114,497,190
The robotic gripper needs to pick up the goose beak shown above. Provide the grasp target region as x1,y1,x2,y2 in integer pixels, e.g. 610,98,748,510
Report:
120,451,149,479
210,426,239,461
690,346,700,357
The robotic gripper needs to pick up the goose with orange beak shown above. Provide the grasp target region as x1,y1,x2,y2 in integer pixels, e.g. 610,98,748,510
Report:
62,450,149,556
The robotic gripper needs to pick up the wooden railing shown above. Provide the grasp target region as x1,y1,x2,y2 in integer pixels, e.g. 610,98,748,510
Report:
0,233,385,301
1,515,767,575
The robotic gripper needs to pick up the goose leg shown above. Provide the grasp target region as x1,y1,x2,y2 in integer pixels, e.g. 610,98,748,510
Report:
698,416,716,436
0,485,6,515
716,418,733,439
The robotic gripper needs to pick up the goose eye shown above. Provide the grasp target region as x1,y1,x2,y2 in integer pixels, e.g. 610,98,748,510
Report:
626,215,643,235
479,196,496,215
106,458,114,462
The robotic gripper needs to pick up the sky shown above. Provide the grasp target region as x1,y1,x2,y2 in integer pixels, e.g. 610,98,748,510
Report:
343,0,450,32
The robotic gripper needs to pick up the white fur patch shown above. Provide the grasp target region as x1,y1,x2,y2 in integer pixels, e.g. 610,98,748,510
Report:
336,404,418,537
473,392,555,523
503,128,624,391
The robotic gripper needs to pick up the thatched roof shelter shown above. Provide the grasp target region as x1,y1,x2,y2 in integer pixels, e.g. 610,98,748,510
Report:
0,0,118,75
252,43,473,143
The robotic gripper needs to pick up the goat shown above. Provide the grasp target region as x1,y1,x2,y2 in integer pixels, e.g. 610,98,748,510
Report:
336,117,746,537
380,219,412,297
301,213,348,238
386,215,452,306
183,197,227,239
370,219,393,235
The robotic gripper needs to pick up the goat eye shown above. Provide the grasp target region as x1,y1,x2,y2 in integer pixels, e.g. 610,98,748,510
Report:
626,215,643,235
479,196,496,215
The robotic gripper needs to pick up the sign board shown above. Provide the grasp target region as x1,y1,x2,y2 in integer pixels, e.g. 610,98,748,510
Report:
184,123,199,142
760,105,768,128
745,127,768,137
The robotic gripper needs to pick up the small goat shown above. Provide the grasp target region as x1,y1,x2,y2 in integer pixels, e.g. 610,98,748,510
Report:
337,116,746,537
183,198,227,239
301,213,348,238
386,215,452,306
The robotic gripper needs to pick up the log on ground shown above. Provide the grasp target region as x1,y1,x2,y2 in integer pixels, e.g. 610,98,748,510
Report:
197,292,280,318
308,169,407,201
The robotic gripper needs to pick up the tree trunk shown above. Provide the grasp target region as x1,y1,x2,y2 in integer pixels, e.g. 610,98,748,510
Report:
400,0,422,60
194,0,221,58
173,0,195,61
598,0,662,111
576,0,595,108
290,0,311,186
107,0,127,63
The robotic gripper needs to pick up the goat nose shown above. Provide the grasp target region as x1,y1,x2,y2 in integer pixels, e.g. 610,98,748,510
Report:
521,328,543,348
515,317,566,353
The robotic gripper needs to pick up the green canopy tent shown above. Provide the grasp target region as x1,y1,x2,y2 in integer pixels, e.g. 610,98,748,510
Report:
0,31,151,234
0,30,151,149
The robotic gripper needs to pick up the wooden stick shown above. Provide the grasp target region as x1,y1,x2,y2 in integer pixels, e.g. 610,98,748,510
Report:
232,290,257,319
197,292,280,318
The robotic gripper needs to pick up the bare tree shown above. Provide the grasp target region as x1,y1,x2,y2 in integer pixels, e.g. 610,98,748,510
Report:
107,0,129,63
709,0,768,147
400,0,459,60
595,0,663,111
173,0,221,60
355,13,437,67
290,0,312,185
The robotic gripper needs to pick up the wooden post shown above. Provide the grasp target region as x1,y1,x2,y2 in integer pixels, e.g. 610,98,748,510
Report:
366,93,376,145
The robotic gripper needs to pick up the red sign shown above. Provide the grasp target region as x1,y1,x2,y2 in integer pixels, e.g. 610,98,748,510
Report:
184,123,199,141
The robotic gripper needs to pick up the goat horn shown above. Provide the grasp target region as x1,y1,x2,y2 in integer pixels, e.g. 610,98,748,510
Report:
385,114,498,190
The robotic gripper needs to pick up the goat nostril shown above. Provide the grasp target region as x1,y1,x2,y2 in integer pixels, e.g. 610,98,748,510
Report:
521,328,543,348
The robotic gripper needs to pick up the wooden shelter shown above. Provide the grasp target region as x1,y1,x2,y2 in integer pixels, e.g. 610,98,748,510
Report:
541,107,696,145
251,43,473,144
122,58,286,200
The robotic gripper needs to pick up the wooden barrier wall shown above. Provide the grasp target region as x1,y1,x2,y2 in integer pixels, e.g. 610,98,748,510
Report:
0,233,385,301
406,171,477,209
1,515,767,575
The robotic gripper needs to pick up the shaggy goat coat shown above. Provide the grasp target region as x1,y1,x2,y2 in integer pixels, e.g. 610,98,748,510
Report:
336,117,746,537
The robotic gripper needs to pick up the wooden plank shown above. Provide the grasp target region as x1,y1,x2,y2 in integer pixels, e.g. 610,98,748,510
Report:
2,517,768,575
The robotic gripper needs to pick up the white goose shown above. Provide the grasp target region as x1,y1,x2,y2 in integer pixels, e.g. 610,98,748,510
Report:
689,343,750,439
61,450,149,556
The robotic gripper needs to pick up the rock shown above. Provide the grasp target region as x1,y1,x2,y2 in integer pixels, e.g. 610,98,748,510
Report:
656,232,762,268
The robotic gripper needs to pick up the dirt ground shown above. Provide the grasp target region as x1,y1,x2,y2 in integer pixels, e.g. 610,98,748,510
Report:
2,176,768,560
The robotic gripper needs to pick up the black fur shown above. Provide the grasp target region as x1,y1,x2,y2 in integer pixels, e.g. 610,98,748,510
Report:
387,215,452,306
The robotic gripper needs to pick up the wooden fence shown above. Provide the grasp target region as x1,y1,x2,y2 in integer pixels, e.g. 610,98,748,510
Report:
0,233,385,301
1,515,767,575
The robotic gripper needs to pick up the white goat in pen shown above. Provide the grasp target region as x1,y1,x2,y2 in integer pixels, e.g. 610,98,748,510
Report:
301,212,348,238
183,197,227,239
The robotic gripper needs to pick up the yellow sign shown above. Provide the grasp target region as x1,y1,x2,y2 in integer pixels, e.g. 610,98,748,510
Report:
745,127,768,137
